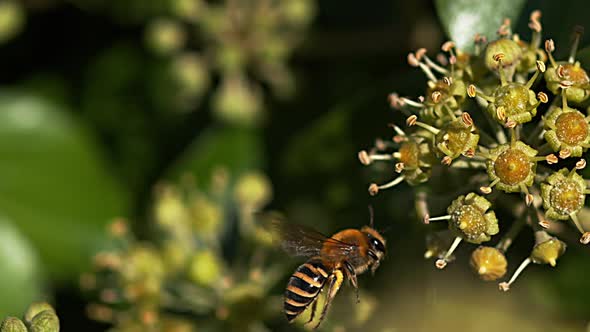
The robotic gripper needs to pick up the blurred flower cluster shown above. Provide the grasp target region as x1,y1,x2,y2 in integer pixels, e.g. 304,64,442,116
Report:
359,11,590,290
1,302,60,332
145,0,316,124
80,167,292,331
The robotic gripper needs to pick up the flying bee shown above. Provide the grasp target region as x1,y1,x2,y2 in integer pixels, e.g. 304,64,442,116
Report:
269,209,386,329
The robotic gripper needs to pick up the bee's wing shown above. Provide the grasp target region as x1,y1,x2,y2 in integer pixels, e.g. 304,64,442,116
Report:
267,215,359,261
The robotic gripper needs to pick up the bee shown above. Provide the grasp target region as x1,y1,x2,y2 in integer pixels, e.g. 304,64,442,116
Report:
270,209,386,329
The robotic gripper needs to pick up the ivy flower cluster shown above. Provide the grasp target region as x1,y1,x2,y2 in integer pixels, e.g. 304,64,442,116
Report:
81,168,288,331
145,0,315,124
359,11,590,290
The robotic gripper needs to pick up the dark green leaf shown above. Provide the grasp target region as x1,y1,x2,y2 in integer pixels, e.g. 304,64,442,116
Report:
165,126,263,187
0,217,44,317
0,92,130,281
435,0,526,51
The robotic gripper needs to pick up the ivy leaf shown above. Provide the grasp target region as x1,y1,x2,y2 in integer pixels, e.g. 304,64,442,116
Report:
0,92,130,281
435,0,526,51
0,217,44,317
165,126,263,188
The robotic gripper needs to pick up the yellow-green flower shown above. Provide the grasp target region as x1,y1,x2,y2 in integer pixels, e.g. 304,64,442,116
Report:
541,168,586,220
543,106,590,157
485,141,538,193
447,193,499,244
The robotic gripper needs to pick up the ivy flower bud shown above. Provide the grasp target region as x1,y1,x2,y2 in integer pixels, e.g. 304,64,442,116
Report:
468,60,545,126
0,318,26,332
234,171,273,209
470,246,507,281
484,39,522,78
530,231,566,267
24,302,56,324
30,310,60,332
121,246,165,299
190,194,223,236
189,250,223,287
543,106,590,157
500,231,566,291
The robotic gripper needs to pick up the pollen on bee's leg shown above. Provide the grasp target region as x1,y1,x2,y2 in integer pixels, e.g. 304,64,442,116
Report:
499,257,532,292
435,236,462,269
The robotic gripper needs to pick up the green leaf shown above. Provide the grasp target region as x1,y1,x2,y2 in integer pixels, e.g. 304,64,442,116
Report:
435,0,526,51
0,217,44,317
165,126,263,187
0,92,130,281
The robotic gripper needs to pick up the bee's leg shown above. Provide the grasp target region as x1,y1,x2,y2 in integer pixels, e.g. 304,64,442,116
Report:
343,261,359,303
314,269,343,330
304,297,319,325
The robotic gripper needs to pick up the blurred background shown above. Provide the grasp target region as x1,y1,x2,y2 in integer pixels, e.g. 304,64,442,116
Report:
0,0,590,331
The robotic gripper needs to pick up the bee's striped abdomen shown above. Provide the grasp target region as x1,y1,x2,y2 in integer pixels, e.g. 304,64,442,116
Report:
284,259,329,322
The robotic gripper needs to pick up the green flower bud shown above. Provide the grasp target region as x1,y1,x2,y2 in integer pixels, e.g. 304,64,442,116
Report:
0,317,26,332
212,73,263,126
30,310,60,332
447,193,499,244
154,185,189,229
25,302,55,324
280,0,315,26
145,19,186,56
172,0,203,21
121,246,165,299
484,39,522,77
189,250,222,287
470,246,507,281
0,0,24,44
171,53,210,102
190,194,223,236
234,172,273,208
530,231,566,267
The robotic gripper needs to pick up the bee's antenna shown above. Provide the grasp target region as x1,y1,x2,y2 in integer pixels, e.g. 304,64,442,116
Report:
368,205,375,228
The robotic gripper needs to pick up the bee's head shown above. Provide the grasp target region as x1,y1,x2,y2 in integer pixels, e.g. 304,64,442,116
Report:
361,226,387,261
